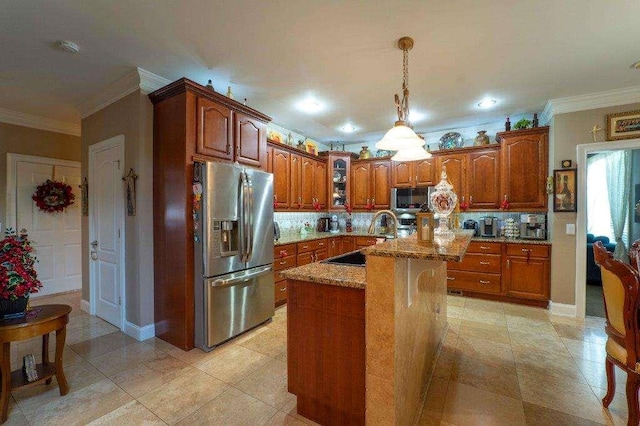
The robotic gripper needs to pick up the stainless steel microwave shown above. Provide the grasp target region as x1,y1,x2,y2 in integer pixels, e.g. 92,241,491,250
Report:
391,187,434,213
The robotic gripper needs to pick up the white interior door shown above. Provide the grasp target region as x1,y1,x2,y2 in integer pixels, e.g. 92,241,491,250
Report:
89,137,124,328
14,159,81,296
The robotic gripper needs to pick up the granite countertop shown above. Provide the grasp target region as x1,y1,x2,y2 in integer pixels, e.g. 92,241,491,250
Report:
362,231,474,261
279,262,366,289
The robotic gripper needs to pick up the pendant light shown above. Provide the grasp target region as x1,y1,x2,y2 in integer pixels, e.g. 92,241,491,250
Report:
376,37,431,161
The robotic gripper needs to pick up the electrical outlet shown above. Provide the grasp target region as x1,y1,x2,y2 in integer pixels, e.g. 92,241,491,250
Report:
566,224,576,235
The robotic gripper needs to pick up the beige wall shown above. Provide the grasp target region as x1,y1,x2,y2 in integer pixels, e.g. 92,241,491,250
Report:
81,91,155,328
0,122,80,227
549,102,640,304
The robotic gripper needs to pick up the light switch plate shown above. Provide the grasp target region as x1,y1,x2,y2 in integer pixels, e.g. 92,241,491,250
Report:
566,223,576,235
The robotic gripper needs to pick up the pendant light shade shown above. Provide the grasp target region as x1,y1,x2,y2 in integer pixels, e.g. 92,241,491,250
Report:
376,124,425,151
391,145,432,162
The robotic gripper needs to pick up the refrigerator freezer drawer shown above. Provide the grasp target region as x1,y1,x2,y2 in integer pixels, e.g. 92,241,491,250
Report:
205,265,275,348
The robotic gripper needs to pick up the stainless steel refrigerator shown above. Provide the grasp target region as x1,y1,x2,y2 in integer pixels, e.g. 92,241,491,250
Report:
193,161,274,351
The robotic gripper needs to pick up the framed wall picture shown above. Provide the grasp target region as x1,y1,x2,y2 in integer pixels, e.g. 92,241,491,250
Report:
553,169,577,212
635,183,640,224
606,110,640,141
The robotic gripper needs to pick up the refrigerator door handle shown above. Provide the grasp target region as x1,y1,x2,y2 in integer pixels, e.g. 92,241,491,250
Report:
240,171,249,263
209,265,273,288
245,172,254,262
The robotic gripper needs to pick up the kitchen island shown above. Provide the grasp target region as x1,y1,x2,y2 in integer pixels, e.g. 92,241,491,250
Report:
281,231,473,425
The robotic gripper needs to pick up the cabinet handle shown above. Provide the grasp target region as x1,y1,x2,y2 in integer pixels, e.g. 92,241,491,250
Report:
318,242,325,246
479,280,490,284
507,259,511,268
280,287,286,292
409,176,412,182
226,143,231,155
521,248,531,253
447,277,455,281
480,246,490,250
372,198,375,205
469,195,473,205
302,245,308,249
236,144,240,153
279,260,287,265
415,175,418,184
479,261,490,265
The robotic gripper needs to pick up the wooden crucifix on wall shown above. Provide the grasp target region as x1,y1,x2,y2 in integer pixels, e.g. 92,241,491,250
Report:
122,168,138,216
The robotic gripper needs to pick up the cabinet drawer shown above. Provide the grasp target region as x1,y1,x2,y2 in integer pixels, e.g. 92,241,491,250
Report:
506,244,549,258
315,239,328,249
274,255,296,271
355,236,380,247
468,241,502,254
274,243,297,258
297,240,320,253
446,271,502,294
275,281,287,303
297,251,314,266
448,253,502,273
275,270,286,283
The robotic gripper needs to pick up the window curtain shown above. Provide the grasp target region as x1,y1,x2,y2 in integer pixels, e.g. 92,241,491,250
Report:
604,151,631,261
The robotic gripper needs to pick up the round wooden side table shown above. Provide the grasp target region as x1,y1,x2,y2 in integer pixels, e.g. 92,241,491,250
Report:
0,304,72,423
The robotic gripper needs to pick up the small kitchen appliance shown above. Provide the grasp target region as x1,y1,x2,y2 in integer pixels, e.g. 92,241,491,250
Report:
479,216,498,237
520,214,547,240
463,219,479,236
330,214,339,233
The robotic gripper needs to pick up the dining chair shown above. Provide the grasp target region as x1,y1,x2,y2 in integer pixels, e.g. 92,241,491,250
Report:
593,241,640,426
630,239,639,271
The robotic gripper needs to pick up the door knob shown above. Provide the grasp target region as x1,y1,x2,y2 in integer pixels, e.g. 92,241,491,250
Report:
90,240,98,261
90,240,98,247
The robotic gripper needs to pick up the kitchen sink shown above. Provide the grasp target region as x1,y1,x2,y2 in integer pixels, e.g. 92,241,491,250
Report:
321,250,366,267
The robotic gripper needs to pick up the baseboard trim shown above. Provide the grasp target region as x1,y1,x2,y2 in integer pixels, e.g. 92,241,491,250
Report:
549,302,577,317
81,299,90,314
123,320,155,342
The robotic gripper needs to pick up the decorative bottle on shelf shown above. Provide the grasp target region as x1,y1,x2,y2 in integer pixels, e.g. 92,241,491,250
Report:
474,130,490,146
205,79,214,91
359,146,371,159
226,86,234,99
532,113,539,128
505,117,511,131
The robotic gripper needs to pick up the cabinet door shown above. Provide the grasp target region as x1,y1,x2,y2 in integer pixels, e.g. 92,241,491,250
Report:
272,148,290,209
467,149,500,210
315,248,328,262
341,237,355,254
235,112,267,169
350,162,371,210
415,158,435,187
297,251,314,266
328,238,342,257
196,97,233,161
436,154,466,197
392,162,413,188
504,256,550,300
290,154,302,209
315,161,327,209
500,130,548,210
371,160,391,209
301,158,316,209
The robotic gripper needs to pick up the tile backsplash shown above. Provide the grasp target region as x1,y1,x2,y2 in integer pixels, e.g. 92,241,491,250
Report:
274,212,375,234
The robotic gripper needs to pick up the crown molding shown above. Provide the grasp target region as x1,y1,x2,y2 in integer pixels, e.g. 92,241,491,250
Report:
79,67,171,119
540,85,640,125
0,107,80,136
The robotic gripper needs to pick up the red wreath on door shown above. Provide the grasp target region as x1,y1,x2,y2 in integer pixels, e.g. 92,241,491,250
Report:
32,180,75,213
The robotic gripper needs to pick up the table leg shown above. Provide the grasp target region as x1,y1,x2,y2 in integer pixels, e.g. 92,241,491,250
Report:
0,342,10,423
54,327,68,396
42,333,51,385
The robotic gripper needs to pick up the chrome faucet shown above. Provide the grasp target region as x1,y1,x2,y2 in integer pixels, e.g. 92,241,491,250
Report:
368,210,399,238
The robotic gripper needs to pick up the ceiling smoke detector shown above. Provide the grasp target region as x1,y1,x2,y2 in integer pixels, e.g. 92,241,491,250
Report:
57,40,80,54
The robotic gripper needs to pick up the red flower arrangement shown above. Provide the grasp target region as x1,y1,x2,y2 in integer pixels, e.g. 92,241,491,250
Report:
0,233,42,301
32,180,75,213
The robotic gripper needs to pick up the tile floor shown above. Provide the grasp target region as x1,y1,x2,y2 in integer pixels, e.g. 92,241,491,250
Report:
2,291,630,425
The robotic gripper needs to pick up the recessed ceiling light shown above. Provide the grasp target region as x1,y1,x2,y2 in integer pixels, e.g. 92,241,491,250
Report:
341,123,357,133
57,40,80,54
477,99,497,108
296,98,323,114
631,61,640,69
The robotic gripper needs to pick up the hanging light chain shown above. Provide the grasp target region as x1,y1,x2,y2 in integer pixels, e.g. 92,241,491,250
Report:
402,45,409,91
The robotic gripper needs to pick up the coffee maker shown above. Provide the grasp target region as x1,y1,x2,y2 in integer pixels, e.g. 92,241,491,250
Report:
479,217,498,237
520,214,547,240
463,219,479,236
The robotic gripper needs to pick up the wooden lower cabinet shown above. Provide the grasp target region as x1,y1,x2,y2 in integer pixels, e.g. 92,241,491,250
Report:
447,241,551,306
274,243,297,307
355,236,379,249
342,236,356,253
328,237,342,257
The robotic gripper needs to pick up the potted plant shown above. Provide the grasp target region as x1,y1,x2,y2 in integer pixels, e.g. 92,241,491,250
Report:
0,231,42,319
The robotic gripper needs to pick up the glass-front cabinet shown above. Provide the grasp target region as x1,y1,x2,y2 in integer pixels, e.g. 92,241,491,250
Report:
320,151,358,212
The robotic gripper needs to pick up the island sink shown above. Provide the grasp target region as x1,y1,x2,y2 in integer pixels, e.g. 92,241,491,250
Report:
321,250,366,266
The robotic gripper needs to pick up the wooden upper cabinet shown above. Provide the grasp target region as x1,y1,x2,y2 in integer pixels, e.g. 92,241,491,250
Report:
392,162,413,188
315,161,327,209
196,97,233,161
290,154,302,209
235,112,267,169
415,158,435,187
371,160,391,209
273,148,291,209
436,153,466,197
301,158,316,209
351,162,371,209
498,127,548,211
266,145,273,173
467,147,500,210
